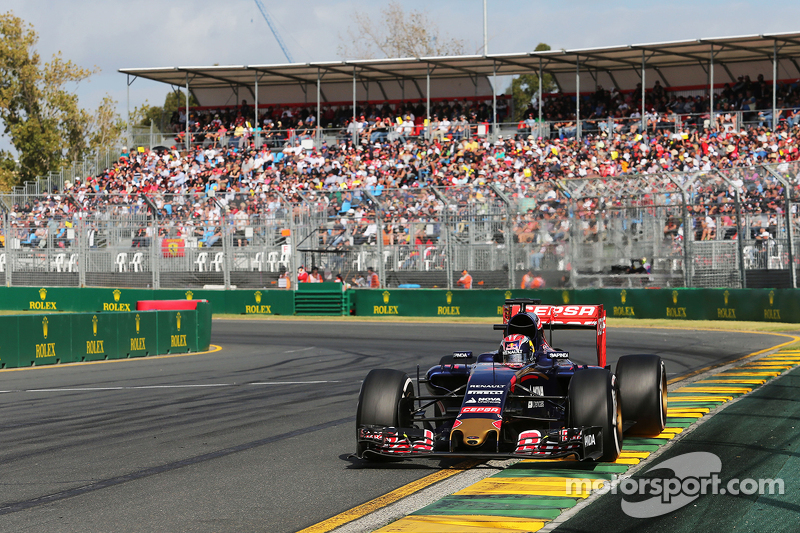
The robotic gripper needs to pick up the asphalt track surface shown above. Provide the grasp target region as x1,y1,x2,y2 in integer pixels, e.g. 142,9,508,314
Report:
0,320,789,532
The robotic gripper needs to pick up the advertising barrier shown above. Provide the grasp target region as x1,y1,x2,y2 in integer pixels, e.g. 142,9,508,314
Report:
0,301,211,370
0,286,797,323
347,288,800,323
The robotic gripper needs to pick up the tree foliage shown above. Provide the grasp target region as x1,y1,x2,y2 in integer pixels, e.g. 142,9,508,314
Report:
0,11,124,189
133,90,198,131
507,43,556,121
338,1,465,59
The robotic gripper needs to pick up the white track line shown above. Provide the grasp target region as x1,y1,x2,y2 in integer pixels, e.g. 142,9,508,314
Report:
19,381,342,393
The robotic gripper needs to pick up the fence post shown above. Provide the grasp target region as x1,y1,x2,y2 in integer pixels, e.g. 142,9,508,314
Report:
375,213,385,289
445,215,453,290
78,216,87,288
222,214,231,290
764,165,796,288
151,217,160,290
4,211,10,287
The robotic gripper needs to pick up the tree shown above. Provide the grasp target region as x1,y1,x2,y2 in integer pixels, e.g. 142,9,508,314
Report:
132,90,198,131
507,43,556,121
338,2,465,59
0,11,127,189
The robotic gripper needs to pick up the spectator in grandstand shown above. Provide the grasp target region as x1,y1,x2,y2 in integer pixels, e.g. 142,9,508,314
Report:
456,269,473,289
367,266,379,288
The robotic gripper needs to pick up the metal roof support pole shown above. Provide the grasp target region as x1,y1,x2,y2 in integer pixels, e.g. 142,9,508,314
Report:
641,50,646,136
492,60,497,140
316,68,321,148
352,66,358,146
426,64,431,141
538,57,543,127
483,0,488,55
709,45,715,131
576,57,581,141
772,41,778,132
254,71,259,148
185,73,190,152
126,74,131,149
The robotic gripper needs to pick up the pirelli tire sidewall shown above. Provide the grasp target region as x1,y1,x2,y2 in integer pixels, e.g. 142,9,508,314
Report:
616,354,667,436
568,368,622,462
356,368,415,458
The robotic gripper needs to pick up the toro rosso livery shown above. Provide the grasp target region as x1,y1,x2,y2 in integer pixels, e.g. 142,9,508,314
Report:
356,299,667,462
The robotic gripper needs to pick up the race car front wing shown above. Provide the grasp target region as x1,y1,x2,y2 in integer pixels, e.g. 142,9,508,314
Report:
356,425,604,461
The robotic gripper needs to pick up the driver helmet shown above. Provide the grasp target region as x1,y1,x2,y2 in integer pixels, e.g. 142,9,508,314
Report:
499,334,535,365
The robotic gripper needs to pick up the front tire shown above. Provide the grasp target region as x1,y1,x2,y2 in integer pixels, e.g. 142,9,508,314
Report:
568,368,622,462
356,369,415,459
616,354,667,436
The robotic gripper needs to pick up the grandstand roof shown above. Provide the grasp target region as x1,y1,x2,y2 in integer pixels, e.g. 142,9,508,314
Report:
120,32,800,105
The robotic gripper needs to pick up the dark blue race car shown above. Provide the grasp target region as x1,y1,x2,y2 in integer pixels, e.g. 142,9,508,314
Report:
356,298,667,462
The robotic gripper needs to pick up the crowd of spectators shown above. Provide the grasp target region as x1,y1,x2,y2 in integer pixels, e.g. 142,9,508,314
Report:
7,82,800,277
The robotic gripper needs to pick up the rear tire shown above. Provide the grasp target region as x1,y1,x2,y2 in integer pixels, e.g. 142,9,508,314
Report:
356,369,415,459
568,368,622,462
616,354,667,436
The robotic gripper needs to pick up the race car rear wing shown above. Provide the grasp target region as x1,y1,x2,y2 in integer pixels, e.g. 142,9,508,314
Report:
495,299,607,367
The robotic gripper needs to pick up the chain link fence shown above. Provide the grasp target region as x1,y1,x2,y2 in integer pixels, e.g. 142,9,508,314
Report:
0,164,798,290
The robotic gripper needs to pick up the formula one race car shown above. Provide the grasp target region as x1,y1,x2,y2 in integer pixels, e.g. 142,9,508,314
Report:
356,299,667,462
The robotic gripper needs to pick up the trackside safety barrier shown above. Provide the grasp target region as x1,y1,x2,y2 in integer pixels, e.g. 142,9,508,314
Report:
348,288,800,323
0,286,797,322
0,301,211,370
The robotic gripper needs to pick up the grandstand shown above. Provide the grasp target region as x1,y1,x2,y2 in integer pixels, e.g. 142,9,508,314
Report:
3,33,800,292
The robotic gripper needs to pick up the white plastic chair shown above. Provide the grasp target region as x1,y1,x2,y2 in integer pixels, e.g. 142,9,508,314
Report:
0,253,5,273
51,253,66,272
195,252,208,272
278,252,291,271
210,252,224,272
265,251,278,272
251,252,264,271
67,254,78,273
130,252,144,272
115,252,128,272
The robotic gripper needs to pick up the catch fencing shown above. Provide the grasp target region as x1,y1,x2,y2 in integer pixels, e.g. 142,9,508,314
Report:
1,162,799,290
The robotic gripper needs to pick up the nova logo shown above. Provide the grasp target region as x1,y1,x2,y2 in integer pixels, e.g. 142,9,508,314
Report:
382,291,391,304
113,289,121,302
255,291,262,304
584,434,596,446
186,290,194,300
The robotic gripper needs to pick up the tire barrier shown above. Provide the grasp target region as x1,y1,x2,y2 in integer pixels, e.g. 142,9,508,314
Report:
0,301,211,370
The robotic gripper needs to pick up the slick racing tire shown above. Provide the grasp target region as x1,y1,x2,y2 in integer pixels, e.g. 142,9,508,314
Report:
356,369,415,459
616,354,667,437
568,368,622,462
